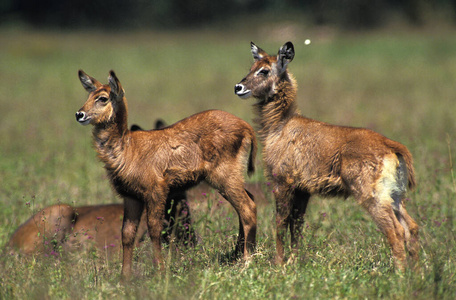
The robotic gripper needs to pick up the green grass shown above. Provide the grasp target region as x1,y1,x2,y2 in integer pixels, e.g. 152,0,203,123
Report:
1,23,456,299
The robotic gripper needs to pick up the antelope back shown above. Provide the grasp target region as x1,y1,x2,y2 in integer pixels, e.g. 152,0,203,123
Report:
66,204,147,254
76,70,125,126
7,204,75,254
235,42,295,100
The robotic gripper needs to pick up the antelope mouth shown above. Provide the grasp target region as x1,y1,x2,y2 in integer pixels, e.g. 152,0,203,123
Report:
234,84,252,99
78,118,91,126
75,112,91,126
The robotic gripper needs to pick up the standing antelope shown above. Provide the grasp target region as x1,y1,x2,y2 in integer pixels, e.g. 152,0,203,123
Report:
76,70,257,279
234,42,419,270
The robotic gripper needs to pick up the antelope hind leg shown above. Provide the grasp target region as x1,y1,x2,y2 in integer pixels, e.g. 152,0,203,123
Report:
289,190,310,255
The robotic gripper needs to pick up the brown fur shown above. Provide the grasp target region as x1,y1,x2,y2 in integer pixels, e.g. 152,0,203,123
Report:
6,181,267,257
6,204,144,256
76,70,257,279
235,42,419,270
6,201,194,256
7,204,76,255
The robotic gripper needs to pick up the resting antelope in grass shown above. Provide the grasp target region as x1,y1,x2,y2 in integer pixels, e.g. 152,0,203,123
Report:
7,198,194,257
234,42,419,270
7,203,77,255
76,70,257,279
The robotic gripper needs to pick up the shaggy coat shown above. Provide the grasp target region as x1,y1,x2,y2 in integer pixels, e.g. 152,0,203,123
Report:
76,70,257,279
235,42,419,270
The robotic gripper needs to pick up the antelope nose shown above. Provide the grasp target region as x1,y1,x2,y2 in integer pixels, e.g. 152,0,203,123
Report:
75,111,85,121
234,84,243,94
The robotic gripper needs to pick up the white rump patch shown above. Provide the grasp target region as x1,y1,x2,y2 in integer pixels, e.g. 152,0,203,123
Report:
375,154,407,211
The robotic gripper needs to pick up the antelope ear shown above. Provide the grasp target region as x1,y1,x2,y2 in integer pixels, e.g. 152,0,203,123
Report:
108,70,124,99
276,41,295,74
79,70,101,93
154,119,167,129
251,42,267,61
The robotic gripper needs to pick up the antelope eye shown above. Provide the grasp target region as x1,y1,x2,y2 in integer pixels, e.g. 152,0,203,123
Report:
258,69,270,76
97,96,109,103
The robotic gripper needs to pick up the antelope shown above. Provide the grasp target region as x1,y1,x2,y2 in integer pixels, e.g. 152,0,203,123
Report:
7,199,196,257
7,203,76,255
6,203,147,256
234,42,419,270
75,70,257,279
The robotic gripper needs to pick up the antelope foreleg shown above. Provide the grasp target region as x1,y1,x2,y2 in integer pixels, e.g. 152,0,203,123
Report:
145,190,167,268
274,187,293,264
121,197,144,280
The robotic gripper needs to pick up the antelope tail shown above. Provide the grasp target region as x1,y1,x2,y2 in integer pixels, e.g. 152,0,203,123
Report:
386,139,416,190
247,136,257,177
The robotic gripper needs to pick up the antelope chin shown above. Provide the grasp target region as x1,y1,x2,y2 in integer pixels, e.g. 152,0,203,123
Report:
236,90,252,99
78,118,92,126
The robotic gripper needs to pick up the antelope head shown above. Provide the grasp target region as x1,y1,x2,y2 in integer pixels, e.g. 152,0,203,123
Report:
75,70,125,126
234,41,295,101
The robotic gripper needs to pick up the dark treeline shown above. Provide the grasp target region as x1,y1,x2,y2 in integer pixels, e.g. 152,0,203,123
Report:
1,0,455,29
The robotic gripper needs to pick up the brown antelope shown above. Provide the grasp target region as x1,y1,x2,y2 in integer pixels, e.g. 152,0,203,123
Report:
7,203,146,256
7,199,196,257
7,203,76,255
76,70,257,278
234,42,419,270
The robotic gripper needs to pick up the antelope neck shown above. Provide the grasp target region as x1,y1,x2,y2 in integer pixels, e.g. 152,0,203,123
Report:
254,76,298,141
92,108,130,174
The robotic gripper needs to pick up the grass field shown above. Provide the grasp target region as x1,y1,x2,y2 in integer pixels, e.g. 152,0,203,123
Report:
1,22,456,299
